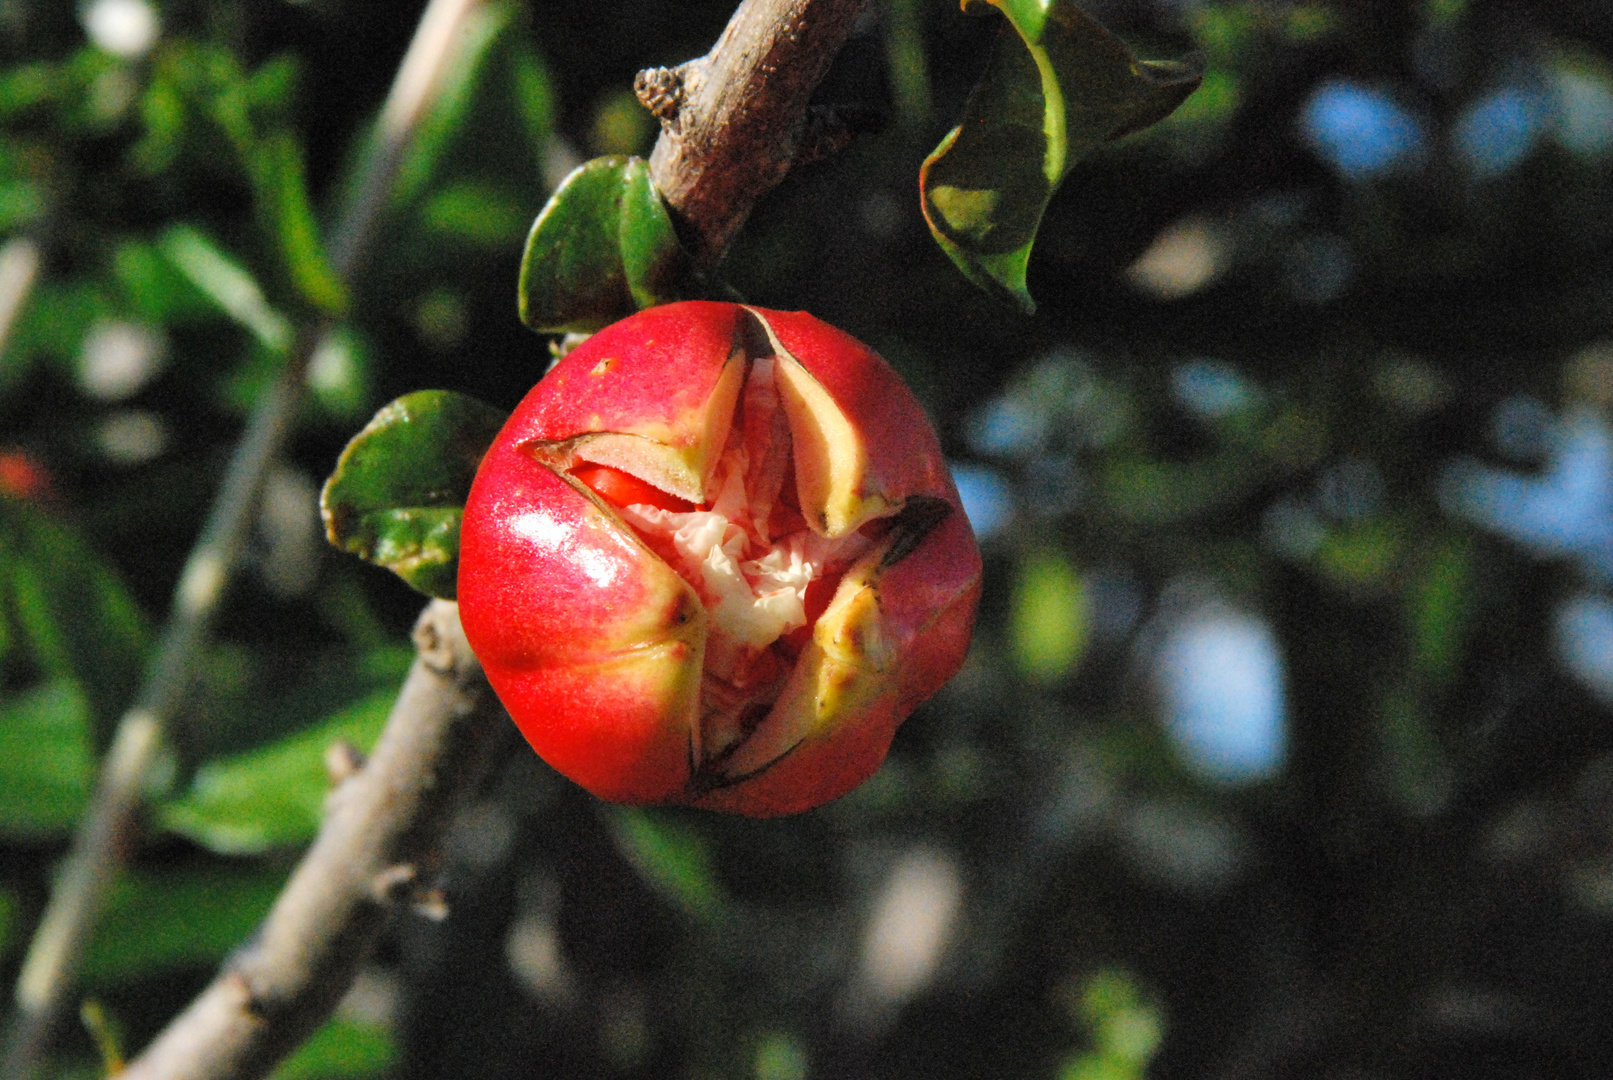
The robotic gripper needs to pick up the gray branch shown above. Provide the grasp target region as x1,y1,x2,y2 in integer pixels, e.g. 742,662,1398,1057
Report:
119,601,503,1080
638,0,876,263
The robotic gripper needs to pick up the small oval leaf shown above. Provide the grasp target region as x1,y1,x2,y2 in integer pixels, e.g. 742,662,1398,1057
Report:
922,0,1203,311
518,155,696,334
321,391,509,599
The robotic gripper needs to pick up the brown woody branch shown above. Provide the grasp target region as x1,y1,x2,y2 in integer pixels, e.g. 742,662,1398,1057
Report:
118,602,502,1080
637,0,876,263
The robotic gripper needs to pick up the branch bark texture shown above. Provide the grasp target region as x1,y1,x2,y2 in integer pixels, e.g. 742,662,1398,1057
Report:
638,0,875,263
120,602,501,1080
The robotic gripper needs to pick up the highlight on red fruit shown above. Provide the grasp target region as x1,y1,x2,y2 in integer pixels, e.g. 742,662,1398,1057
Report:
458,302,982,816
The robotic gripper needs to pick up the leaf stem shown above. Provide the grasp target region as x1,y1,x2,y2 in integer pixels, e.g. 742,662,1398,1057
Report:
0,3,487,1077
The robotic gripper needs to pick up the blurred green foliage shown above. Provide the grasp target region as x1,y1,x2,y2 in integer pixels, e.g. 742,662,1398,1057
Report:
4,1,1613,1079
159,688,395,855
271,1018,396,1080
1058,971,1163,1080
0,682,93,840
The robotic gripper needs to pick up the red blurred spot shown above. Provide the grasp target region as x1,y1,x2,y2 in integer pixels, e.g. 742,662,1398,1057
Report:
0,451,50,502
572,463,695,513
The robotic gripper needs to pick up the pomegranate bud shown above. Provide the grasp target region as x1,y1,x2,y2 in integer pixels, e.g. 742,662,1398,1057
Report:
459,302,981,816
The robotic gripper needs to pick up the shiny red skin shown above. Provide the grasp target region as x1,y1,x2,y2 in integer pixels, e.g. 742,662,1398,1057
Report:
458,302,982,815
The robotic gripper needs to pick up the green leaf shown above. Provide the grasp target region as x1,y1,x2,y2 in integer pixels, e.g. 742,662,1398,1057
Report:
84,867,285,985
133,74,185,174
320,391,508,600
1,279,113,385
160,225,293,351
0,887,15,959
0,62,62,122
422,180,528,247
606,806,724,923
510,43,557,159
518,156,696,334
1,500,148,729
0,178,43,233
112,237,216,325
272,1018,397,1080
1409,534,1471,685
159,688,394,854
1060,969,1163,1080
387,1,514,210
244,54,301,115
921,0,1202,311
0,681,94,840
252,131,349,316
305,325,372,421
1011,550,1089,682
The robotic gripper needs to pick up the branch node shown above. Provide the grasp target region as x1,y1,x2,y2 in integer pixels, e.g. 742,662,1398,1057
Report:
324,740,367,785
221,971,267,1022
412,600,462,675
369,864,418,905
635,63,695,133
412,888,450,923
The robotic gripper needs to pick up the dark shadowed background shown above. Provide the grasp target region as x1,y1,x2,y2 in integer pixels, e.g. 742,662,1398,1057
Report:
4,1,1613,1078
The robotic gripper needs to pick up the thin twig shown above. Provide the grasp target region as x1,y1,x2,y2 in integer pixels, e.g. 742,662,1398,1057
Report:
0,3,485,1077
0,236,40,361
118,601,501,1080
638,0,875,263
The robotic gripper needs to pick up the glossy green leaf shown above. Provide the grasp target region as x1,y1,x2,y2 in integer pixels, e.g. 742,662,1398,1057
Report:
1,499,148,728
160,688,394,854
921,0,1202,311
606,806,724,923
84,867,285,985
273,1018,397,1080
0,681,94,840
321,391,508,599
518,156,694,334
